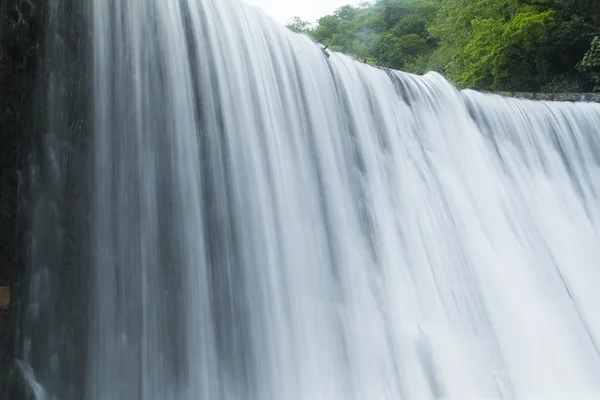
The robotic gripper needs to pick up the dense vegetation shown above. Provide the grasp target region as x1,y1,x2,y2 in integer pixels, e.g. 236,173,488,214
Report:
287,0,600,92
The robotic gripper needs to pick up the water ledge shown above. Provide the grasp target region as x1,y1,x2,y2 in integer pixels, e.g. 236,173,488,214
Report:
483,91,600,103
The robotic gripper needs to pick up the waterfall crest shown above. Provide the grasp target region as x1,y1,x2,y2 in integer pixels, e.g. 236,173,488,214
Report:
17,0,600,399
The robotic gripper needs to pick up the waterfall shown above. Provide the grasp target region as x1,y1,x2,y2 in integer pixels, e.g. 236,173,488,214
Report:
15,0,600,399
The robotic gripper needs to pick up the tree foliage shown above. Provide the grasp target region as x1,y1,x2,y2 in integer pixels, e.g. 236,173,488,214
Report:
291,0,600,92
286,16,312,33
577,36,600,91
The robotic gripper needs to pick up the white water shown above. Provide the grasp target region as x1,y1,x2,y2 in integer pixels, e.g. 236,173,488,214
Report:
18,0,600,399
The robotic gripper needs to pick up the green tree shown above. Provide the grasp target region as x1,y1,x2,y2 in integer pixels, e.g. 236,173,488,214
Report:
452,7,555,89
577,37,600,92
306,0,600,91
335,5,360,21
286,16,312,33
312,15,342,44
309,0,439,69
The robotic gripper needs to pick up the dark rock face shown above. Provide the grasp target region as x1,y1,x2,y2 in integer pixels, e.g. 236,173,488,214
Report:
0,0,44,280
0,0,45,395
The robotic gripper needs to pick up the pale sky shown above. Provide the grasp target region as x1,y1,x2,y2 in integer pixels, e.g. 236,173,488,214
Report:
243,0,362,25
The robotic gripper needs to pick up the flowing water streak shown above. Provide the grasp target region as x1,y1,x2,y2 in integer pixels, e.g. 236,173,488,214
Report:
16,0,600,399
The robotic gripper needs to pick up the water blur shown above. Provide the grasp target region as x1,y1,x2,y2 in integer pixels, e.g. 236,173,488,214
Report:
16,0,600,399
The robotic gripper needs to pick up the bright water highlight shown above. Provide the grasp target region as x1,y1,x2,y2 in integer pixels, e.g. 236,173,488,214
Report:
16,0,600,399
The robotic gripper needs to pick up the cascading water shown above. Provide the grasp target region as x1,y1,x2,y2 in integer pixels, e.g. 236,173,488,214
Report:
13,0,600,399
